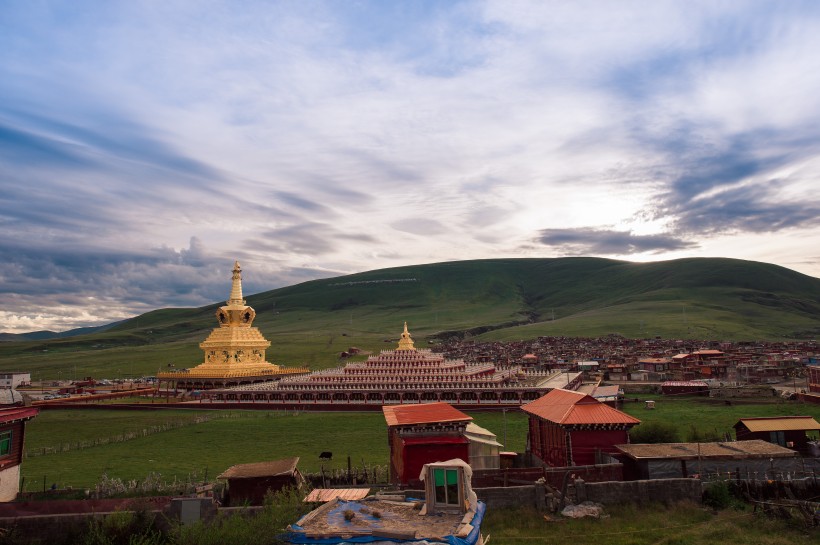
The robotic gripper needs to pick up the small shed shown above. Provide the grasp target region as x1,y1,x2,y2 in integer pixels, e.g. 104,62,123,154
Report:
217,457,303,506
464,423,503,470
613,440,798,480
383,403,472,486
522,388,640,467
734,416,820,454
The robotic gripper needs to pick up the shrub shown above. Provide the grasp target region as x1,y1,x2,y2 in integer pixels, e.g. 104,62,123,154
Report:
685,425,722,443
629,421,679,444
702,480,732,510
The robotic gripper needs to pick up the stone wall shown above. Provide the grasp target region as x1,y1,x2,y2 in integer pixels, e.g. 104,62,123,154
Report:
575,478,702,506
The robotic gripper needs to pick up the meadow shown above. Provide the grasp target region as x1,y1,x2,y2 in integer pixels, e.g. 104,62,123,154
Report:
21,397,820,491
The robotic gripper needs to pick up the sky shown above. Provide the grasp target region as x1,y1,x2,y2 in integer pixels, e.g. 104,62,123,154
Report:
2,0,820,333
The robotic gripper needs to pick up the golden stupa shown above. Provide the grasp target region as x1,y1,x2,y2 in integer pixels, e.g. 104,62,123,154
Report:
158,261,307,389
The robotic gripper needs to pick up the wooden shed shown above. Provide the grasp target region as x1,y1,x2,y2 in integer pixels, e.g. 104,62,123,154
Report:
734,416,820,454
217,457,303,506
614,440,798,480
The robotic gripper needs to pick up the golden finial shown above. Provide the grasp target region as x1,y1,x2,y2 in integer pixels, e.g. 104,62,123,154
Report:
228,260,245,306
396,321,416,351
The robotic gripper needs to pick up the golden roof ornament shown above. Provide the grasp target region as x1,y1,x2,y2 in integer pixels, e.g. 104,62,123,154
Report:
215,260,256,328
228,261,245,306
396,322,416,351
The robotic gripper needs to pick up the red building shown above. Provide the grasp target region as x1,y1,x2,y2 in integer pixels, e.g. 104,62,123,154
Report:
661,381,709,396
0,407,38,501
383,402,471,486
734,416,820,455
522,389,640,467
809,365,820,394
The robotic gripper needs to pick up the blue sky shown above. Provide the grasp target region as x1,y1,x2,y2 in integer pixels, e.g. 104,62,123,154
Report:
2,0,820,333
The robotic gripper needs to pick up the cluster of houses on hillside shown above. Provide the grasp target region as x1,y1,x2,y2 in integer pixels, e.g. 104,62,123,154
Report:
438,336,819,389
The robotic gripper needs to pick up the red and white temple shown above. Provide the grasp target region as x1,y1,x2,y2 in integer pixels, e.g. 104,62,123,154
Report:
206,323,582,408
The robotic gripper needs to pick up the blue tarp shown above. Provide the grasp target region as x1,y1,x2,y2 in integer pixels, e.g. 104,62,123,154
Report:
282,501,486,545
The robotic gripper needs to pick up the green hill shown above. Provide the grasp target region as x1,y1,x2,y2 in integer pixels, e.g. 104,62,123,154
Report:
1,257,819,380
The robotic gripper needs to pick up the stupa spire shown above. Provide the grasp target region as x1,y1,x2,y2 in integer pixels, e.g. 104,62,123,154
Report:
228,261,245,306
396,321,416,351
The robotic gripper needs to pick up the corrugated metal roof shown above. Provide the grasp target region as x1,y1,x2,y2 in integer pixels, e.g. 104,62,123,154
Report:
615,440,797,460
217,457,299,479
0,407,39,423
662,381,708,387
304,488,370,503
382,402,472,427
521,388,640,426
735,416,820,433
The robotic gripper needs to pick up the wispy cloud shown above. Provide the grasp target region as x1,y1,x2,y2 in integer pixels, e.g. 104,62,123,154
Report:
2,0,820,332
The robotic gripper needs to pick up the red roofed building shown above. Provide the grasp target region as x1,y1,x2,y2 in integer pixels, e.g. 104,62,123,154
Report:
0,407,38,501
522,389,640,467
383,402,472,486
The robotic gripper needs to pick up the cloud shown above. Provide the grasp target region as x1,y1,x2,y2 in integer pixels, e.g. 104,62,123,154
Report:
536,228,698,255
390,218,448,236
3,1,820,332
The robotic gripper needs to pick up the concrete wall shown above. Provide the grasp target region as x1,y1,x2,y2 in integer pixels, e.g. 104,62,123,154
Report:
575,478,702,506
0,465,19,502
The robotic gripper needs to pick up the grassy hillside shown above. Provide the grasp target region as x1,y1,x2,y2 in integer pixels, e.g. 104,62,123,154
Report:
1,257,819,379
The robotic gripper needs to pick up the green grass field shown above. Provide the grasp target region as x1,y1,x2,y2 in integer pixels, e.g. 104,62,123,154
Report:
483,502,817,545
621,396,820,441
21,397,820,491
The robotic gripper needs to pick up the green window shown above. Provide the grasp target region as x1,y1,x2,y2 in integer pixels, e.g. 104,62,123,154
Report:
0,431,11,457
433,468,459,506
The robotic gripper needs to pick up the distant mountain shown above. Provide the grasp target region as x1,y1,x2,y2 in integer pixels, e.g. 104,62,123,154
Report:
1,257,818,378
0,321,123,342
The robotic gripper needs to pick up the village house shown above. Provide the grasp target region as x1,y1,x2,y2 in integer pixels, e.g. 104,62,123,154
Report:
383,402,472,486
521,388,640,467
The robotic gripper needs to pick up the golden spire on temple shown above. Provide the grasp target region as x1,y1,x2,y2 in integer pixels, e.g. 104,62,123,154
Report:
396,321,416,351
228,260,245,306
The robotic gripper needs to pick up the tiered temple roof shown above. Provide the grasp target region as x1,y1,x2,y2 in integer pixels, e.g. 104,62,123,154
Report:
249,323,522,391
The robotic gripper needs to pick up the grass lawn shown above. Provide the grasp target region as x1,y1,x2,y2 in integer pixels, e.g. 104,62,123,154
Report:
483,502,817,545
22,410,389,489
20,397,820,490
620,397,820,441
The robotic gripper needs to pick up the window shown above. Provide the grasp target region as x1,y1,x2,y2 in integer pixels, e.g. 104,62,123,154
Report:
0,431,11,457
433,468,459,506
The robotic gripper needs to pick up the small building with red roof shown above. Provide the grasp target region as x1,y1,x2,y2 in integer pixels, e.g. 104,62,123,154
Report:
383,402,472,486
0,407,38,501
522,389,640,467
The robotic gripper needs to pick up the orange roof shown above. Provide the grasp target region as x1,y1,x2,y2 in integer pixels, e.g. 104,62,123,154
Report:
735,416,820,433
693,350,724,355
521,389,640,427
382,402,472,427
